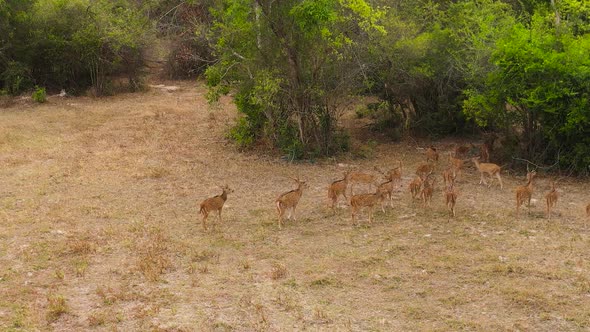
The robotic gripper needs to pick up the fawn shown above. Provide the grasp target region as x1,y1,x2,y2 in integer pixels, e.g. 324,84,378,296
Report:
328,171,349,212
276,177,308,229
444,183,458,217
409,176,423,200
515,170,537,218
199,185,234,231
350,190,386,225
347,170,377,196
471,157,503,189
420,175,435,207
426,146,439,163
544,180,558,219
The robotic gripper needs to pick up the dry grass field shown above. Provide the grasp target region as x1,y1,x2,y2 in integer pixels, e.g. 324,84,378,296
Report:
1,81,590,331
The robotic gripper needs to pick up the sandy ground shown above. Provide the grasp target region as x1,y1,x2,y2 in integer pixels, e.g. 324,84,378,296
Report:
1,81,589,331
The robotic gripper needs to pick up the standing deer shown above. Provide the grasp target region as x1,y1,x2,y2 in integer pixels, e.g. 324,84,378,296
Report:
415,162,434,178
376,179,395,212
409,176,423,200
544,180,559,219
448,153,464,180
375,161,403,186
276,178,308,229
420,175,435,207
515,170,537,218
328,171,349,212
347,170,377,196
454,144,471,159
350,190,386,225
444,183,458,217
471,157,504,189
442,167,456,187
426,146,439,163
199,185,234,231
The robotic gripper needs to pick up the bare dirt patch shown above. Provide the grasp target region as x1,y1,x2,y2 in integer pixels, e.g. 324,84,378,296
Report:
1,81,589,331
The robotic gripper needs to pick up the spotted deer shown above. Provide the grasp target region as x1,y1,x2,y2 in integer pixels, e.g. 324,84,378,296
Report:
409,176,423,200
448,153,464,179
471,157,504,189
276,178,308,229
347,170,377,196
199,185,234,231
328,171,349,212
425,146,439,163
444,183,458,217
515,170,537,218
376,179,395,211
544,180,559,219
442,167,456,187
350,190,386,225
415,163,434,179
420,174,435,207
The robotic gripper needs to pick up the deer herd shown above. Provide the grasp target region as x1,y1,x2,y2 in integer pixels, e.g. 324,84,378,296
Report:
199,143,590,230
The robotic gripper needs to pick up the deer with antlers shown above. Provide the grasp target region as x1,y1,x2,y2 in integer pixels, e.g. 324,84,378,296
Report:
276,177,308,229
350,190,386,225
471,157,504,189
515,170,537,218
544,180,559,219
328,171,349,213
199,185,234,231
444,183,458,217
375,161,403,186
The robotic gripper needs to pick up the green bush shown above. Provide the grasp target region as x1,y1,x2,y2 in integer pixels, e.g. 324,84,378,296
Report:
31,86,46,103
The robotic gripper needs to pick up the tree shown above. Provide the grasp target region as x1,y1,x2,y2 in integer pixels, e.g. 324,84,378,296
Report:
206,0,384,158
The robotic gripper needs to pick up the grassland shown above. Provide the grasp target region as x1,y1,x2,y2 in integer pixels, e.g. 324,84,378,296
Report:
1,81,589,331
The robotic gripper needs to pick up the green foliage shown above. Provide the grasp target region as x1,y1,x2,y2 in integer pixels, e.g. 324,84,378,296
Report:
31,86,46,103
207,0,382,158
0,0,152,95
463,10,590,172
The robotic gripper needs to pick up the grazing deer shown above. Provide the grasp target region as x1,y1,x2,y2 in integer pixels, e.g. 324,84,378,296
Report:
454,144,471,158
276,178,308,229
199,185,234,231
415,162,434,178
420,175,435,207
444,183,458,217
347,170,377,196
515,170,537,218
426,146,439,163
409,176,423,200
328,171,349,212
442,167,456,187
471,157,504,189
448,153,464,179
544,180,558,219
350,190,386,225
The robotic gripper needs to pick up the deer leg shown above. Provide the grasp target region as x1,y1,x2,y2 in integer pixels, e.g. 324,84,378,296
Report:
202,212,208,231
496,173,503,190
218,209,223,224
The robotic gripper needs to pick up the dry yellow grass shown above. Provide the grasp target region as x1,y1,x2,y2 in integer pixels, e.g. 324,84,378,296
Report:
1,81,590,330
